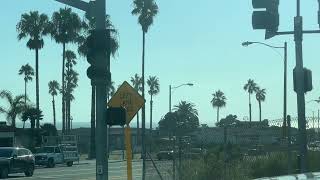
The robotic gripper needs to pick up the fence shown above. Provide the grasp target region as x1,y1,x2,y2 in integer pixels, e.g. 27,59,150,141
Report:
145,117,320,180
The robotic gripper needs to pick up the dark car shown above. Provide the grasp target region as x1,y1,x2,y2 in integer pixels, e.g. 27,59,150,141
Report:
157,151,174,160
0,147,35,179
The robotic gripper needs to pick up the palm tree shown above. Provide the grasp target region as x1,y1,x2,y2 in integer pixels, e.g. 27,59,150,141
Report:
64,50,78,133
22,107,43,130
17,11,50,129
244,79,258,123
256,87,266,122
0,90,26,128
50,7,82,134
211,90,226,124
18,64,34,106
48,80,60,127
132,0,159,156
65,70,78,133
173,101,199,135
77,13,119,159
131,74,142,144
173,101,198,117
147,76,159,131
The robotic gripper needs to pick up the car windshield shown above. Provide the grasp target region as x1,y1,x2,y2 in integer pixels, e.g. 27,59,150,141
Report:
0,149,13,157
37,147,55,153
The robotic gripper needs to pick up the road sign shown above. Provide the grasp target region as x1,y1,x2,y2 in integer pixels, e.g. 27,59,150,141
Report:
108,81,145,125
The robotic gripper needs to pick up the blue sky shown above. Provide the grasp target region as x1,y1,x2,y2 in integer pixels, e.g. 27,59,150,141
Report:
1,0,320,129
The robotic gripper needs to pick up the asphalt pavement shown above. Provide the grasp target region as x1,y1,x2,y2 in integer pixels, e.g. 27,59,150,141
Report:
6,160,144,180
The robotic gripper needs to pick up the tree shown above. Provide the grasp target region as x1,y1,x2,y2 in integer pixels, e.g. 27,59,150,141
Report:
77,13,119,159
211,90,226,124
41,123,58,136
17,11,50,129
158,111,179,137
50,7,82,134
0,90,26,128
78,13,119,59
244,79,258,123
256,87,266,122
48,80,60,127
64,51,78,134
22,107,43,130
18,64,34,106
132,0,159,156
147,76,159,131
172,101,199,135
216,114,240,128
131,74,142,143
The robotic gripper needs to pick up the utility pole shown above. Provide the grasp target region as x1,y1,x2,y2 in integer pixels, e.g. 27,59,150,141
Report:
54,0,109,179
284,42,287,130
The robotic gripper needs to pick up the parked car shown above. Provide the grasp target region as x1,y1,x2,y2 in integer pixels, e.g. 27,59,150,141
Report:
34,145,78,168
157,150,174,160
0,147,35,179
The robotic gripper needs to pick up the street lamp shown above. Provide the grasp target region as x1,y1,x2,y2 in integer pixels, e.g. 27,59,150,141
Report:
242,41,287,129
169,83,194,112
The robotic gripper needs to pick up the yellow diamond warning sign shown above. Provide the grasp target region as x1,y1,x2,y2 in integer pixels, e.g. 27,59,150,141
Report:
108,81,145,125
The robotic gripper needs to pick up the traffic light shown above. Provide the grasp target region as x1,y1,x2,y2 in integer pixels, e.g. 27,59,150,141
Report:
293,68,313,93
252,0,279,39
86,30,110,80
106,107,126,126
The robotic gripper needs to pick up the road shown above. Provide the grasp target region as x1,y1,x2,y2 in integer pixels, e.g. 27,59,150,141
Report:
6,159,172,180
7,160,142,180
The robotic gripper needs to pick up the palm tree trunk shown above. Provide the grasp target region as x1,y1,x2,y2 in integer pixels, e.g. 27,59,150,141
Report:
12,116,16,129
67,99,71,134
141,31,146,161
217,107,220,123
89,85,96,159
249,93,252,123
150,96,153,131
23,121,25,129
24,79,27,106
31,119,35,129
35,48,40,129
62,43,66,134
150,96,153,153
259,101,262,122
53,96,56,127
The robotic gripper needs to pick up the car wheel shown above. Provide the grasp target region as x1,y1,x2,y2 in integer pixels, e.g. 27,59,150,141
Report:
0,167,8,179
24,165,34,177
47,159,55,168
66,161,73,167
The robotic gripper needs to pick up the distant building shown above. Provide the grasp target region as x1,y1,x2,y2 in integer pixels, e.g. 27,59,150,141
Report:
189,126,298,146
69,127,151,153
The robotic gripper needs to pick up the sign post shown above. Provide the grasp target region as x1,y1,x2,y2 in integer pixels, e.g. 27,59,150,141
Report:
108,81,145,180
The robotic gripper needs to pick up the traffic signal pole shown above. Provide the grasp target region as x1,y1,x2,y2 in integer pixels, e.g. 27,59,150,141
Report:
250,0,320,173
54,0,109,179
92,1,109,179
294,1,307,172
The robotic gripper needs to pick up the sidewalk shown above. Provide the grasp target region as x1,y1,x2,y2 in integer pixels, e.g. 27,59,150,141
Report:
255,172,320,180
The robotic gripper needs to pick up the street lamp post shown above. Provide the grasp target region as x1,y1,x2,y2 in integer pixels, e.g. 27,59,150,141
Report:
168,83,193,180
242,41,287,130
169,83,194,112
